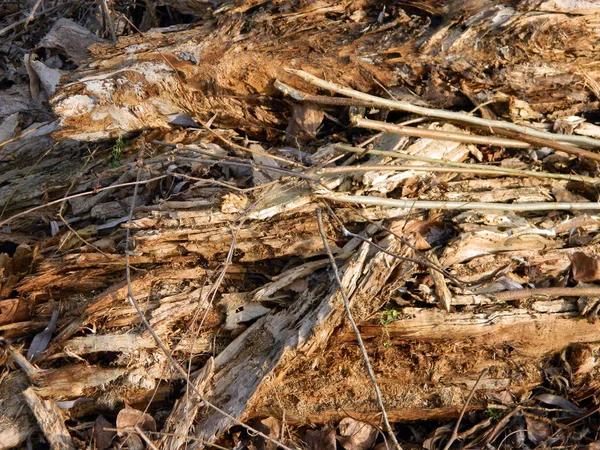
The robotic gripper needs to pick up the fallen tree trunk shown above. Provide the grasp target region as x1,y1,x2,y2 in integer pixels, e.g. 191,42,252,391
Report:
2,1,600,449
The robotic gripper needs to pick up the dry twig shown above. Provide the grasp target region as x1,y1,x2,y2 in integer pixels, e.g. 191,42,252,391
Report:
285,69,600,149
334,144,597,183
441,368,489,450
319,192,600,212
317,209,402,450
353,117,531,149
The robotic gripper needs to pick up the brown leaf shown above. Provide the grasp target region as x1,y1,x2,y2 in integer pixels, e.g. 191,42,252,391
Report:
570,252,600,282
535,393,583,414
525,416,551,445
286,103,324,145
337,418,378,450
92,416,116,450
116,406,156,435
304,428,336,450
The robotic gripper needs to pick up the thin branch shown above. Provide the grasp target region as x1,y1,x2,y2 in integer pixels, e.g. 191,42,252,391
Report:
198,120,306,168
353,117,531,149
135,426,160,450
493,286,600,301
166,171,280,193
0,174,168,227
490,128,600,162
442,368,488,450
316,209,402,450
333,143,597,184
319,192,600,212
317,164,586,183
275,80,379,107
100,0,117,41
285,69,600,149
322,202,464,287
24,0,44,27
0,4,64,37
0,120,58,155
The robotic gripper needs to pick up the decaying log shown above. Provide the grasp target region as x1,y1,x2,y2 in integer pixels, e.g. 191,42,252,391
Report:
3,1,600,449
50,0,600,141
22,387,75,450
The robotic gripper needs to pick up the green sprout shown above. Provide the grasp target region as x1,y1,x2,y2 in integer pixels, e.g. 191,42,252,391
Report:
484,408,504,420
380,308,400,348
111,135,126,167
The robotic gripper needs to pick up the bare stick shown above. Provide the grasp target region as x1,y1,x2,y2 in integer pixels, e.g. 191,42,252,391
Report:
285,69,600,149
24,0,44,27
100,0,117,41
135,426,160,450
333,143,596,183
0,4,66,37
318,164,592,183
275,80,379,107
493,286,600,301
490,128,600,162
316,209,402,450
319,192,600,212
353,117,531,149
0,174,168,227
442,368,489,450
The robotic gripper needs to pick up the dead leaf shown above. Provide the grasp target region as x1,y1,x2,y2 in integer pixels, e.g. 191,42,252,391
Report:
304,428,336,450
570,252,600,282
535,393,583,415
116,406,157,435
525,415,551,445
337,418,378,450
487,390,515,406
92,416,116,450
27,308,59,361
286,103,324,145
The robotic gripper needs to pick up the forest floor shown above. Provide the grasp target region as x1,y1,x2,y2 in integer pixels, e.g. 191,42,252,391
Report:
2,1,600,450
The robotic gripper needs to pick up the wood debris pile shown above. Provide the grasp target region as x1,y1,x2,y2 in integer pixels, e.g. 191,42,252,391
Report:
1,1,600,449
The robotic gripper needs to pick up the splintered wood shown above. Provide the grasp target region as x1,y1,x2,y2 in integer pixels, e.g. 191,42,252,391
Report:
2,1,600,449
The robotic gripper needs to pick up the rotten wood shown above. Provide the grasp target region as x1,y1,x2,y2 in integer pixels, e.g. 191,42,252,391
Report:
2,1,600,449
